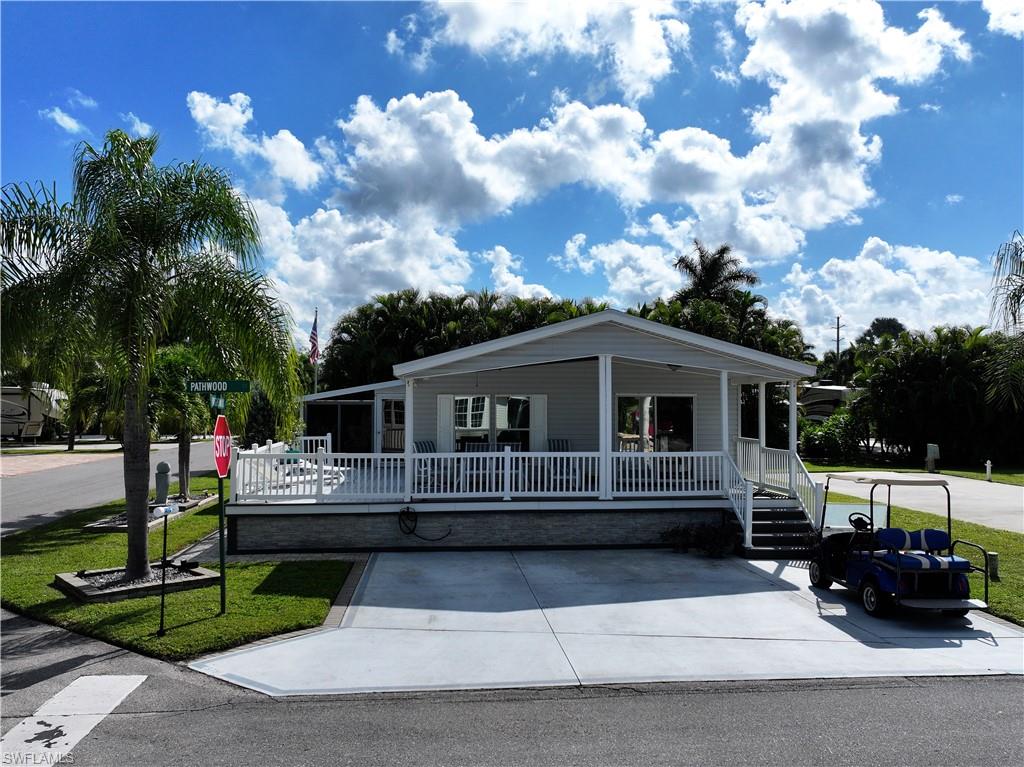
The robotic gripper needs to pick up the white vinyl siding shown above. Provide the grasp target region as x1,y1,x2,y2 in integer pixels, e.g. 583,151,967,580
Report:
412,358,739,457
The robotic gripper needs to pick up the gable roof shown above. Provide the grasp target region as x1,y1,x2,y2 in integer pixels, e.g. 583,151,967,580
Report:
392,309,815,379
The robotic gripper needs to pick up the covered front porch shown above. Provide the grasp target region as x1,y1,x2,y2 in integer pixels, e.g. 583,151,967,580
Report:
231,311,821,549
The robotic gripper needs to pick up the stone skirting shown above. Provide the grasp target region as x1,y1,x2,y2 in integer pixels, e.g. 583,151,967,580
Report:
228,507,727,552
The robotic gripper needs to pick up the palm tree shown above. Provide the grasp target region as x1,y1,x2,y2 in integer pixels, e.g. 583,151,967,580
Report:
991,230,1024,332
673,240,758,303
2,130,296,579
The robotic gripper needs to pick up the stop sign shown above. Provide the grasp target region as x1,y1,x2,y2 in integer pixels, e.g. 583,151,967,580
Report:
213,415,232,478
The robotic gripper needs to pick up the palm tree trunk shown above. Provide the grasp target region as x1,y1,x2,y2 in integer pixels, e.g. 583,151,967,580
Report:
123,384,152,580
178,429,191,500
66,418,77,452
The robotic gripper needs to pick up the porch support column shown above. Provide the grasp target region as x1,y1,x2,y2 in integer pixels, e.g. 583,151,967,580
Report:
403,378,415,502
788,379,798,494
757,381,766,489
719,370,729,456
598,354,612,500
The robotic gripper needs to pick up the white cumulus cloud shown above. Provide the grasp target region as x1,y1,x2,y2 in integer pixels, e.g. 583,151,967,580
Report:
391,0,690,104
187,91,323,192
480,246,554,299
250,199,473,340
120,111,153,137
775,236,991,352
982,0,1024,38
39,106,87,134
66,88,98,109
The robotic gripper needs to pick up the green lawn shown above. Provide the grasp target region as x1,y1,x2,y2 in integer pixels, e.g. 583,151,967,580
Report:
804,461,1024,487
1,474,350,660
826,491,1023,625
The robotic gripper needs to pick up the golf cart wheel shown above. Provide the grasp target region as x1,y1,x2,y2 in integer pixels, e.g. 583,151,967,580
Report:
943,608,970,618
860,580,890,617
808,559,832,589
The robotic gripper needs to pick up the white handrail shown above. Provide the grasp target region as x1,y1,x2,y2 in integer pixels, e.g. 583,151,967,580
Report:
722,453,753,546
791,452,822,530
734,438,823,530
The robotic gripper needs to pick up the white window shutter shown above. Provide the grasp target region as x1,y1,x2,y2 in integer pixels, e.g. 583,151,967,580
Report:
437,395,454,452
530,394,547,452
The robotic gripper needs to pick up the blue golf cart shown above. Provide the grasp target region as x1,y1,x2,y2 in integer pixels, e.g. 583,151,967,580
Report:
807,474,989,618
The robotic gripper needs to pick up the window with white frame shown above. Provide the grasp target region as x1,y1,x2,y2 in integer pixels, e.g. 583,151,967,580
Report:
454,395,490,448
452,394,532,450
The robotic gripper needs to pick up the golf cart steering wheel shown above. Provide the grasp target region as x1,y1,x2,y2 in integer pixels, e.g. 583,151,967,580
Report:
848,512,872,531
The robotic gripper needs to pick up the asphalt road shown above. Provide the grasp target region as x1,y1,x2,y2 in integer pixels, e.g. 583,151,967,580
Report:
812,471,1024,533
2,609,1022,767
0,441,215,535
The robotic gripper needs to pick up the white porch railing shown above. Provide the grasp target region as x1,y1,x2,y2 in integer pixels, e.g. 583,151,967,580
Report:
611,452,723,497
412,450,602,499
233,449,404,501
298,433,332,453
735,438,822,530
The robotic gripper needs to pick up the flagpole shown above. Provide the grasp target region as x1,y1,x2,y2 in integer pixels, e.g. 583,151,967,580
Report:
313,307,318,394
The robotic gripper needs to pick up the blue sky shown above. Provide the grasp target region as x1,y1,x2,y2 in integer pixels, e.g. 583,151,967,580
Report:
3,1,1022,351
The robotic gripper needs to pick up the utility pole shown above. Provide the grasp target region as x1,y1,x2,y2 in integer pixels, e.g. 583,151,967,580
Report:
831,315,846,383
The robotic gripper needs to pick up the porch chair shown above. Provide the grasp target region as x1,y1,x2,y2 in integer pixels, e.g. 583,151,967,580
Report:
412,440,457,494
547,438,581,493
460,442,522,494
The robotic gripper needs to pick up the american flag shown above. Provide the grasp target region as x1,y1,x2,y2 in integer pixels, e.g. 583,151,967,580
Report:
308,309,319,365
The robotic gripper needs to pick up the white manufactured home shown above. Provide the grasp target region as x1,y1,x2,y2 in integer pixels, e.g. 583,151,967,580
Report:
227,310,821,553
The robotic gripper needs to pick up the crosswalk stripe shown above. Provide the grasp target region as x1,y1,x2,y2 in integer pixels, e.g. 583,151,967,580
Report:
1,675,146,762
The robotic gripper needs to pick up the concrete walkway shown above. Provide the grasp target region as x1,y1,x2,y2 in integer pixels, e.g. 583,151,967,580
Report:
812,471,1023,533
191,550,1022,696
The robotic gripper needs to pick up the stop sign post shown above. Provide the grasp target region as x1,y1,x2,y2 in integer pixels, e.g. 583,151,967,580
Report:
213,415,231,614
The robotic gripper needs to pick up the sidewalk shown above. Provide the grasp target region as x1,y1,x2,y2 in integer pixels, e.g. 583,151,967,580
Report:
811,471,1024,533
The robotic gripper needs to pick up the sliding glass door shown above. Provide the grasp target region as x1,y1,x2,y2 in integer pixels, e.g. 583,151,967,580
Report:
616,395,694,452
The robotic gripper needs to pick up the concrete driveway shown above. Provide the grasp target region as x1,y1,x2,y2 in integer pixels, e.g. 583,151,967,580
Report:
191,550,1022,695
812,471,1023,533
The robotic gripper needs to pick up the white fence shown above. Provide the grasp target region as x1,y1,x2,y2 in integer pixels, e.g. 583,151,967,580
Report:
611,452,724,497
231,448,770,504
413,451,601,500
233,450,404,501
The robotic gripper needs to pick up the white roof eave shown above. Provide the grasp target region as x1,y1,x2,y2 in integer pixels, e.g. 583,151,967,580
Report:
392,309,816,380
301,379,403,402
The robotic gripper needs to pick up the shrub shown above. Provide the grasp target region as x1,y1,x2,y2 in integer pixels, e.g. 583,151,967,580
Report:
799,409,860,463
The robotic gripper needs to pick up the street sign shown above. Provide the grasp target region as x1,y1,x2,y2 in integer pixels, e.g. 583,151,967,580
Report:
188,380,250,394
211,413,231,615
213,415,232,479
208,394,226,410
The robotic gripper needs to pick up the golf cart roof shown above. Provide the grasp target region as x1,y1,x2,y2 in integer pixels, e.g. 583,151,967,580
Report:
825,473,949,487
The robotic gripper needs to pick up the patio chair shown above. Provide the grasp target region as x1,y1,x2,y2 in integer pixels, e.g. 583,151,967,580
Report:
546,438,580,493
411,440,457,494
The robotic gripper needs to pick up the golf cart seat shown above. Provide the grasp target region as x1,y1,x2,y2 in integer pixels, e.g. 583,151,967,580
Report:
873,528,972,571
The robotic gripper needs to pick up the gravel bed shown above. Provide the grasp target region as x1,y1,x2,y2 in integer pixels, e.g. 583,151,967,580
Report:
83,566,205,590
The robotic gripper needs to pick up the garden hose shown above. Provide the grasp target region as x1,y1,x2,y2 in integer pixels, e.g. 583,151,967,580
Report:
398,506,452,542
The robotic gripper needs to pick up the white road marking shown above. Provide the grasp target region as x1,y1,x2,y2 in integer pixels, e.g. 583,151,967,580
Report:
1,675,146,762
